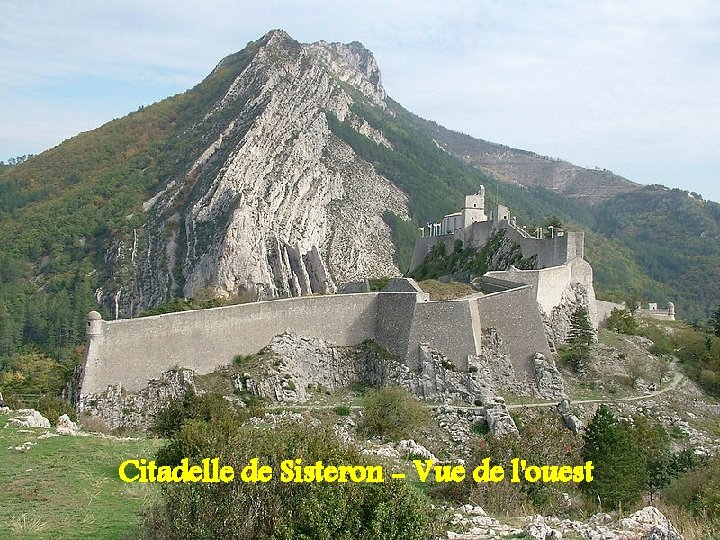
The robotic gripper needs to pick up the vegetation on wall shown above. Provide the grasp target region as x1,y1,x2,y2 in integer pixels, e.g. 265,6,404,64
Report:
408,230,536,282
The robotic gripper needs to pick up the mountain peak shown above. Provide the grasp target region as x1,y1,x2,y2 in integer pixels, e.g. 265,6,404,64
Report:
309,38,385,106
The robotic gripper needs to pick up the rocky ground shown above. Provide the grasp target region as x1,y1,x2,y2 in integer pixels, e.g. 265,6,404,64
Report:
46,318,720,539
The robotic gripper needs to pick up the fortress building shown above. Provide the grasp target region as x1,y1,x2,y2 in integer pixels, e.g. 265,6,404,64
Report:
77,186,599,412
412,186,597,329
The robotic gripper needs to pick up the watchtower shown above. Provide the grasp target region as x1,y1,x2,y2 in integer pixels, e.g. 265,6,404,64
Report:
462,186,488,228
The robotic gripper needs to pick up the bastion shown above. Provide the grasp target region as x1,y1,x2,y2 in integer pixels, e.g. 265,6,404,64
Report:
78,277,552,399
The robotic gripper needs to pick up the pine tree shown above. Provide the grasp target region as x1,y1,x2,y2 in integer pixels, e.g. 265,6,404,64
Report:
569,305,595,346
710,304,720,338
582,405,648,509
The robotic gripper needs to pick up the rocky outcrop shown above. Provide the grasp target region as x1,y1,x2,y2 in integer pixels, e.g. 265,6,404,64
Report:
232,334,487,406
475,328,533,396
449,505,681,540
557,399,583,434
78,369,196,430
482,396,519,437
6,409,50,428
107,30,411,315
534,353,567,400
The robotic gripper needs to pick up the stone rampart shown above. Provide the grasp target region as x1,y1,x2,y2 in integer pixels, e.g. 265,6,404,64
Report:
485,258,598,328
410,220,585,272
82,293,382,394
80,278,556,399
476,287,553,383
81,281,481,395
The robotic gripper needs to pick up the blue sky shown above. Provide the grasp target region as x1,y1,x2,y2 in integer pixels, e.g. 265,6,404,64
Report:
1,0,718,201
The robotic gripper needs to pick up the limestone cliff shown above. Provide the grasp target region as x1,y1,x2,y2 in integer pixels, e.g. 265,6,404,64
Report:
107,30,409,314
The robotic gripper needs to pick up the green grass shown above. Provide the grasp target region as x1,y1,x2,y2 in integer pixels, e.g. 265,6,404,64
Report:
0,413,161,539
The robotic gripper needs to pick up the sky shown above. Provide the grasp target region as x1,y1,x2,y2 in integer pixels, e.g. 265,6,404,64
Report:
1,0,718,201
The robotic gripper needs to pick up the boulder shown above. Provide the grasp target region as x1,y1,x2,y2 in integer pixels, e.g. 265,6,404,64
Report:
56,414,79,435
524,515,563,539
7,409,51,428
397,439,437,461
619,507,681,540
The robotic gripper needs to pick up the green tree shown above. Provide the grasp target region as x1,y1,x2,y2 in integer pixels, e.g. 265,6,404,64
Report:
582,405,648,509
710,304,720,338
568,306,595,346
605,308,639,335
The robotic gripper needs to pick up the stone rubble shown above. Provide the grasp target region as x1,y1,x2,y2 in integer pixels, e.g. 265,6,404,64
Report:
447,505,682,540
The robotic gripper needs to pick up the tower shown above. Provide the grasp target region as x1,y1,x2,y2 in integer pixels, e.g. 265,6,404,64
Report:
86,310,103,337
462,186,488,228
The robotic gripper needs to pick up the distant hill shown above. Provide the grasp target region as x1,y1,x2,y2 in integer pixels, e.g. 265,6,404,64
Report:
406,117,640,206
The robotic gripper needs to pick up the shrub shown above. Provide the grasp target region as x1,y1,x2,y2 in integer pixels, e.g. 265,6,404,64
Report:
37,395,76,425
78,414,111,434
137,424,437,540
334,405,352,416
152,392,242,439
362,386,429,441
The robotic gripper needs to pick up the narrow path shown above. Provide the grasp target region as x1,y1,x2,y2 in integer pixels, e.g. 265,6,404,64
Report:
267,359,685,412
506,364,685,410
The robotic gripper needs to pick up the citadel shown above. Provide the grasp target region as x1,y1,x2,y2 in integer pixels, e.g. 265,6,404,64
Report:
75,186,664,431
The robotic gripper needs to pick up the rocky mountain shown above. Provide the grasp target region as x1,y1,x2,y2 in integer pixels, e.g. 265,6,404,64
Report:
1,28,719,332
115,30,413,311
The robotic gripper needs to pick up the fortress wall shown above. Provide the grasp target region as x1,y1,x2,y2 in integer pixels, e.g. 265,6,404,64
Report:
410,235,456,270
463,221,578,268
374,292,426,367
570,257,598,326
476,287,552,383
484,265,571,316
81,293,382,394
406,301,477,371
596,300,624,323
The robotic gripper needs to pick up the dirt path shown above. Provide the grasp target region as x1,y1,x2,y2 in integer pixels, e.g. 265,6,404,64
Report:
267,359,685,412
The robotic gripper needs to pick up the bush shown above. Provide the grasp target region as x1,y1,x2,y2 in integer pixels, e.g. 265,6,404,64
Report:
334,405,351,416
37,395,76,425
78,414,111,434
362,386,429,441
605,308,639,335
137,424,437,540
152,392,243,439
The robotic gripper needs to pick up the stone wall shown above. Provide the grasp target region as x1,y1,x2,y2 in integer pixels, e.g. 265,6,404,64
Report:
81,283,483,396
80,278,557,400
410,219,584,272
486,257,598,329
476,287,553,384
82,293,382,394
406,300,479,371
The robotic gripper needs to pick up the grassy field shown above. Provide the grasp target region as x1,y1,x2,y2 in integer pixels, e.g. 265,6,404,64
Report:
0,413,161,539
416,279,477,301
